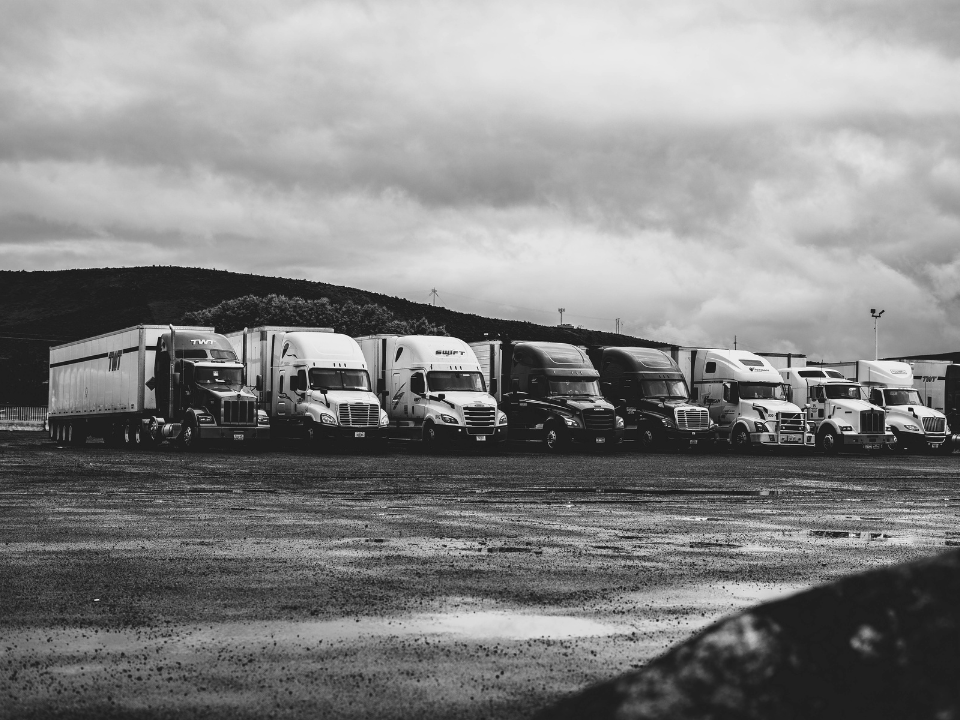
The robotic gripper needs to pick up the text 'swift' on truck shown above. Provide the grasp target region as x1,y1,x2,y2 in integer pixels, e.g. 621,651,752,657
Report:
585,346,718,451
471,340,623,452
48,325,269,449
357,335,506,447
780,366,895,454
818,360,949,453
228,326,389,449
662,346,814,451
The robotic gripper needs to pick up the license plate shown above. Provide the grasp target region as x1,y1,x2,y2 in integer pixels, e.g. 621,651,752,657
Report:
475,435,487,442
864,444,880,450
689,440,698,445
233,433,244,441
780,434,802,443
932,442,943,448
355,431,365,438
595,436,606,444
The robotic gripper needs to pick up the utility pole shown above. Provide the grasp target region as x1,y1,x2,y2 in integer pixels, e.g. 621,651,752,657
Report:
615,318,621,334
558,307,565,325
871,308,885,360
734,335,737,350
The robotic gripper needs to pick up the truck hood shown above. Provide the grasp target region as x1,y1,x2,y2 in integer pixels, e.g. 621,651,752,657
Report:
427,391,498,410
203,386,256,401
741,399,803,417
886,404,945,421
827,399,878,415
545,396,614,412
305,389,380,406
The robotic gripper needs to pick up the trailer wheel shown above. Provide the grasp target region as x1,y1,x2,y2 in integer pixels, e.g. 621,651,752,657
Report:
544,422,566,453
69,421,87,446
819,427,839,455
731,425,752,453
131,420,146,449
179,420,200,451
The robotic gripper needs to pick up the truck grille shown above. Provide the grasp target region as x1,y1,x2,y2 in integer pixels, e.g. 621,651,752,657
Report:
676,408,709,430
922,416,946,435
583,408,615,431
860,410,885,434
222,399,255,426
338,403,380,427
777,412,806,433
464,406,496,435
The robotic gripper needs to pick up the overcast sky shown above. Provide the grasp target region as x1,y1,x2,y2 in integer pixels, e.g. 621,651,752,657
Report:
2,0,959,360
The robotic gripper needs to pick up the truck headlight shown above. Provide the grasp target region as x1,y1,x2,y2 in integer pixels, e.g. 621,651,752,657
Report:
753,421,767,433
806,422,815,433
616,415,625,429
885,425,893,432
497,411,508,425
903,423,921,432
257,409,270,425
661,417,675,428
380,411,390,427
319,413,337,425
838,424,854,432
197,413,215,425
440,414,459,424
562,414,580,427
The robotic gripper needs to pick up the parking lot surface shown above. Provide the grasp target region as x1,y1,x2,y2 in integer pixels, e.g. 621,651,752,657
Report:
2,431,958,719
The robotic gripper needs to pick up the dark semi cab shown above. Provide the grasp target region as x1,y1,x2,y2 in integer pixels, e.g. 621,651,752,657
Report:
470,340,623,451
585,346,718,450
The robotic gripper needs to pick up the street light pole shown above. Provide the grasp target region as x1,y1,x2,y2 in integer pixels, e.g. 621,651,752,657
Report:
871,308,885,360
558,307,565,325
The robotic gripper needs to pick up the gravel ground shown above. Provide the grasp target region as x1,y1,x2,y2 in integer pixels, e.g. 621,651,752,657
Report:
2,431,957,719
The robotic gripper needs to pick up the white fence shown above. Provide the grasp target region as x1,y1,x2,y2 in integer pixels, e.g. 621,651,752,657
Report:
0,406,48,429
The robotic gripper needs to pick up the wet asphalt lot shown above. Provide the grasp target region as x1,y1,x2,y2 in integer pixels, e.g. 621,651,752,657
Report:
2,430,959,719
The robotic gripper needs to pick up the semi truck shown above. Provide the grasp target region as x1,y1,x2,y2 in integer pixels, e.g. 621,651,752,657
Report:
584,346,718,450
470,340,623,451
887,358,960,447
780,367,895,454
820,360,950,452
48,325,268,449
659,346,814,451
356,335,506,447
227,327,389,448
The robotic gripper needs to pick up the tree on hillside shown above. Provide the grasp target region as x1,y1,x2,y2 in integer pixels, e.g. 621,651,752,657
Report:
182,294,447,336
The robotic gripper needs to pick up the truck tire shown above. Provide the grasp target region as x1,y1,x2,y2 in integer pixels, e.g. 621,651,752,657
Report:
422,421,440,452
305,421,324,451
544,421,566,453
819,427,839,455
731,425,751,453
179,420,200,451
131,419,144,449
886,428,906,454
69,421,87,446
637,427,659,453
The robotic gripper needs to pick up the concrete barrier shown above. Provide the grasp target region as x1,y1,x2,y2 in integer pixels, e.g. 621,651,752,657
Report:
536,549,960,720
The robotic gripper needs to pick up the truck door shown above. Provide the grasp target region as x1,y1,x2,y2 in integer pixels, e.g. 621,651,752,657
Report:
411,371,426,420
718,382,739,427
277,371,293,416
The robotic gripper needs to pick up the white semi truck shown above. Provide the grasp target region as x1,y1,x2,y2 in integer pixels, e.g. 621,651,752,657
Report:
780,367,895,454
660,346,814,451
356,335,506,447
227,326,389,448
820,360,949,452
48,325,268,448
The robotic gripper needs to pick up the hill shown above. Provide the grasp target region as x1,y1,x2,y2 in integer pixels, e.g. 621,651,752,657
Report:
0,266,660,404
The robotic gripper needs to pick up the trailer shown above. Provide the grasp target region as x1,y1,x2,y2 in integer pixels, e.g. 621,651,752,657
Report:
48,325,268,448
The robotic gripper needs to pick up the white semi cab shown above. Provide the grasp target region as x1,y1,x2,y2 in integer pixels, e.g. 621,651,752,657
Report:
356,334,506,447
228,326,388,447
821,360,948,452
780,367,895,454
662,347,814,451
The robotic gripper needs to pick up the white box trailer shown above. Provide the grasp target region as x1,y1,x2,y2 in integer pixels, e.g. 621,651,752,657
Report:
227,326,388,447
48,324,268,448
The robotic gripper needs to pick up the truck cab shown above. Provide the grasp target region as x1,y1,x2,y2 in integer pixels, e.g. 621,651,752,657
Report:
586,346,717,451
690,349,814,451
780,367,895,454
154,329,267,448
472,340,623,452
228,327,389,448
852,361,948,452
357,335,506,447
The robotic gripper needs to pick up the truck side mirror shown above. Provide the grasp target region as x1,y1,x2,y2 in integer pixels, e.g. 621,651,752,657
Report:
255,374,263,392
511,378,520,393
377,378,385,394
491,378,498,395
172,372,181,386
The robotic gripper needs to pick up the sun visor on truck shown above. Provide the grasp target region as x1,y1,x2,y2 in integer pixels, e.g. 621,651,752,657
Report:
542,367,599,379
160,331,238,361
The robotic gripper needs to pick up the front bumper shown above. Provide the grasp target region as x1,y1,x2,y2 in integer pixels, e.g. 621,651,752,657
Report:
567,427,624,447
199,425,270,442
751,431,816,448
317,425,390,442
434,424,508,444
663,427,720,447
838,432,896,448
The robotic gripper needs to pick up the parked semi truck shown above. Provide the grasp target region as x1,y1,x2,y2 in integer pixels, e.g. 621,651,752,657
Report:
660,346,814,451
820,360,950,452
356,335,506,447
228,326,388,448
48,325,268,448
584,346,718,450
470,340,623,451
889,358,960,447
780,367,895,454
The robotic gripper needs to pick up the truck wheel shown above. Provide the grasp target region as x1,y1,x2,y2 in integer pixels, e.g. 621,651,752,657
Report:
886,429,905,454
131,420,144,449
637,427,658,452
305,422,324,451
731,425,751,453
819,428,839,455
544,422,566,453
179,420,200,451
422,421,440,452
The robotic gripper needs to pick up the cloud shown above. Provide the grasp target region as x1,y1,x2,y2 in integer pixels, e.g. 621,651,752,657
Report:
1,0,960,360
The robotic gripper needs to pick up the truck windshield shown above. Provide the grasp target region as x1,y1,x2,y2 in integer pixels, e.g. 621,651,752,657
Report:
309,368,371,391
549,378,600,396
195,367,243,386
640,379,688,399
427,371,486,392
824,384,862,400
739,383,786,400
883,388,923,406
